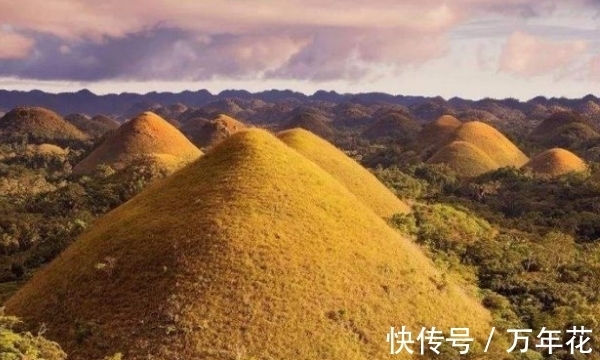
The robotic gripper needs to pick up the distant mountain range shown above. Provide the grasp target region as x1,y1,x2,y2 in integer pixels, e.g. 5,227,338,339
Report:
0,88,598,120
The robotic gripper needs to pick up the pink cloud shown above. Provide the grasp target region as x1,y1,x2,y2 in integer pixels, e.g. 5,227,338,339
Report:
498,31,587,77
0,0,598,82
589,55,600,81
0,30,33,59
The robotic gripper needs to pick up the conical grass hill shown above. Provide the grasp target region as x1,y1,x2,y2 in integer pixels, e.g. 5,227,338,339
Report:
6,129,495,360
0,107,88,146
188,113,246,149
72,111,202,175
523,148,587,177
427,141,500,178
448,121,529,168
278,128,410,217
417,115,462,156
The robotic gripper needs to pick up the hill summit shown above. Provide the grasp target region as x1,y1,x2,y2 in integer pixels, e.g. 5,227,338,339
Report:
427,141,500,178
278,128,410,217
417,114,462,156
449,121,529,168
72,111,201,175
187,113,246,149
423,121,529,177
283,110,334,139
6,129,493,360
523,148,587,177
0,106,88,145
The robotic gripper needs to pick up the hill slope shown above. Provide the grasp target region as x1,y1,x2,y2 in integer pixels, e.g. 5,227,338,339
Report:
417,115,462,156
361,112,421,143
427,141,500,177
523,148,587,177
65,113,119,138
278,128,410,217
188,113,246,149
449,121,529,168
0,107,88,145
72,111,201,175
530,112,600,150
6,129,493,360
283,110,334,139
531,111,593,137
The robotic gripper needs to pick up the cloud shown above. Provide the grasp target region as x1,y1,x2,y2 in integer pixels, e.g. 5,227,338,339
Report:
589,55,600,81
0,28,310,81
498,31,588,77
0,0,598,83
0,30,34,59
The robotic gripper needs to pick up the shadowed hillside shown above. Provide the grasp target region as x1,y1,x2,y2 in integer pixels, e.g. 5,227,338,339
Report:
72,111,201,175
187,113,246,149
282,110,334,139
278,128,410,217
530,111,600,151
523,148,587,177
0,107,88,146
361,112,421,143
65,113,119,138
417,115,462,157
6,129,495,360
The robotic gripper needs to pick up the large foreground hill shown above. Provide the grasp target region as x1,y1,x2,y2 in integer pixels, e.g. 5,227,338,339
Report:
6,129,494,360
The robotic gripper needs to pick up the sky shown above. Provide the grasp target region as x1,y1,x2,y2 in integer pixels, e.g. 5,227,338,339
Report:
0,0,599,100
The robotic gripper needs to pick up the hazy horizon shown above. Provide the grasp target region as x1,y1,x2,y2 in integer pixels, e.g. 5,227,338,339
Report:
1,1,600,99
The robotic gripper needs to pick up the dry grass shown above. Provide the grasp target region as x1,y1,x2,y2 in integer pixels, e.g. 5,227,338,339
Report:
5,129,496,360
73,111,202,175
427,141,500,178
417,115,462,155
278,128,410,217
26,143,67,156
189,113,246,149
523,148,587,177
0,107,88,144
449,121,529,168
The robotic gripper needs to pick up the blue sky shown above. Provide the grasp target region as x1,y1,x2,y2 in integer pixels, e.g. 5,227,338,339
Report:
0,0,599,99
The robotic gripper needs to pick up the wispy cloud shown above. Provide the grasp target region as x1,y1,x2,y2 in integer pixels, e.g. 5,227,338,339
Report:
0,0,598,84
0,29,34,59
498,31,588,78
